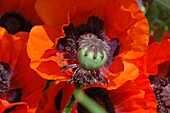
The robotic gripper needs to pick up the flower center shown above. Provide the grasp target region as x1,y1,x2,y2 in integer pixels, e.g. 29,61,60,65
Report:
0,62,22,103
78,33,110,70
77,87,115,113
0,12,33,34
7,88,22,103
150,75,170,113
0,62,12,96
57,16,118,87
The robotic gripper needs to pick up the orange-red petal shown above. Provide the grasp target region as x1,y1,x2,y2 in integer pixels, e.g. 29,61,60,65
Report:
104,0,136,38
0,27,26,68
36,81,74,113
27,25,68,80
27,25,61,61
109,81,150,113
0,99,28,113
9,45,46,112
35,0,73,29
107,60,139,89
0,26,46,112
135,74,157,113
141,40,170,76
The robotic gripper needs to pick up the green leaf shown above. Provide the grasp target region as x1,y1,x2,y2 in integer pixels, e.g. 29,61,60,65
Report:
155,0,170,11
146,0,170,30
167,21,170,34
62,86,82,113
150,28,155,36
155,27,165,42
150,18,164,29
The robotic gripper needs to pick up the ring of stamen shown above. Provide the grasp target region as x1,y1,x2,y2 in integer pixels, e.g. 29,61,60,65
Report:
58,16,112,87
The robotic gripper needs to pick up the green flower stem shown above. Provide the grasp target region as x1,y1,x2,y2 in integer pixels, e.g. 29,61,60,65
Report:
74,88,108,113
62,86,83,113
62,86,108,113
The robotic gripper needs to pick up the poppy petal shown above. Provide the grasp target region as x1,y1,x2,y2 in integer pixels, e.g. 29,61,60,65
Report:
142,40,170,75
107,60,139,89
69,0,108,26
10,46,46,112
27,25,69,80
104,0,137,38
121,10,149,59
135,74,157,112
110,81,150,113
35,0,73,29
27,25,59,61
0,27,26,68
36,81,74,113
0,99,28,113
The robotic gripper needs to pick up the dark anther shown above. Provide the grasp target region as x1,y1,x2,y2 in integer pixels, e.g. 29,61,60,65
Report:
149,75,170,113
87,16,104,29
4,105,17,113
77,87,115,113
76,17,106,41
55,89,63,110
0,62,12,96
167,66,170,80
104,38,119,67
0,12,33,34
7,88,22,103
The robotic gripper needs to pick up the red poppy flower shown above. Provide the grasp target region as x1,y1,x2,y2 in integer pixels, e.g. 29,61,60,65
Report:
0,0,43,35
134,73,157,113
134,37,170,112
139,40,170,76
0,27,46,113
36,80,156,113
27,0,149,88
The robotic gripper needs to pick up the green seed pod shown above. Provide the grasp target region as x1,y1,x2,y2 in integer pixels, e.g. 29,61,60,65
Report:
77,33,110,70
78,48,108,70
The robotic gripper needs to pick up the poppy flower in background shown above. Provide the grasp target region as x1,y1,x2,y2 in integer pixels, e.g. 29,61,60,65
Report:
134,35,170,113
0,27,46,113
27,0,149,89
0,0,43,35
35,81,156,113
